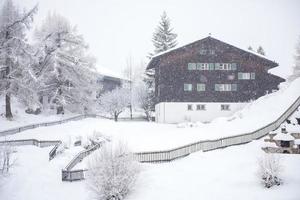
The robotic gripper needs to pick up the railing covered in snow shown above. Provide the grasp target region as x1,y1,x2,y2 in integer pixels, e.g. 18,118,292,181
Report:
133,95,300,162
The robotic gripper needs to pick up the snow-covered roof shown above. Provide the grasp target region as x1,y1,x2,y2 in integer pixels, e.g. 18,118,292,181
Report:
263,141,278,148
273,133,294,141
94,67,130,81
148,36,278,69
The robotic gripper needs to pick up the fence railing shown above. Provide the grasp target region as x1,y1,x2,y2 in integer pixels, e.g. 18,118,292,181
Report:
1,95,299,181
62,141,104,181
0,115,146,137
0,139,61,160
133,95,300,163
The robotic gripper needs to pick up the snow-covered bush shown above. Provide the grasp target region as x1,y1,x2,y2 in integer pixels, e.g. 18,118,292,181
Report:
87,143,140,200
99,87,130,121
258,154,283,188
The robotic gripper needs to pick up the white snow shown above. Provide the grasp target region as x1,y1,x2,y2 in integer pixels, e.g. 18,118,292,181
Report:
273,133,295,141
1,78,300,152
294,139,300,145
1,139,300,200
0,98,76,132
95,66,130,81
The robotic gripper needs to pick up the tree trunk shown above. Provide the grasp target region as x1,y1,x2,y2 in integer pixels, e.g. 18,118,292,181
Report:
5,93,13,119
114,112,118,122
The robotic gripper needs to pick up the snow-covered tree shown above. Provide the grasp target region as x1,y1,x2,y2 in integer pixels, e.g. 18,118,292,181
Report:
0,0,38,119
258,154,282,188
87,143,140,200
150,11,177,56
257,46,266,56
289,36,300,81
133,80,155,121
99,87,130,121
34,13,98,114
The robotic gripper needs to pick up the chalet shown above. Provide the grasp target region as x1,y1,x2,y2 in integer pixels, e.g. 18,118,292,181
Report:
96,68,130,95
147,36,285,123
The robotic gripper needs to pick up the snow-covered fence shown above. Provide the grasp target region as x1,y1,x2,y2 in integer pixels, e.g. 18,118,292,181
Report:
134,96,300,163
0,139,61,160
62,141,104,182
0,115,145,137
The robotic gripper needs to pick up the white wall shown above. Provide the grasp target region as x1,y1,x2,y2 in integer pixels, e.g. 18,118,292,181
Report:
155,102,247,123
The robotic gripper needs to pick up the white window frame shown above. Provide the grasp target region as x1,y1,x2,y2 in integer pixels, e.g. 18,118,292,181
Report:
197,83,206,91
184,83,193,91
238,72,255,80
188,63,197,70
215,84,237,91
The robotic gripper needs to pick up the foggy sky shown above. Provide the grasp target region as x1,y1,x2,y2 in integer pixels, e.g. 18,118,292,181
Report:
11,0,300,78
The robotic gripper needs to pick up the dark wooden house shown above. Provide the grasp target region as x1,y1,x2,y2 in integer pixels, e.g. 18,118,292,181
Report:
147,36,285,123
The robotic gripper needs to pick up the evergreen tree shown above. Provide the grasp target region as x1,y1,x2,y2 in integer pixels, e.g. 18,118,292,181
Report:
150,11,177,56
34,13,97,114
257,46,266,56
248,46,253,51
0,0,38,119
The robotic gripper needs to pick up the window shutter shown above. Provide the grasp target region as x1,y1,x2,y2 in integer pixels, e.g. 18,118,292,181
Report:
232,63,237,70
238,73,243,79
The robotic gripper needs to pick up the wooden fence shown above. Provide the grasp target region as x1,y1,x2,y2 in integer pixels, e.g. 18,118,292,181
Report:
0,95,300,181
61,141,104,181
0,115,146,137
0,139,61,161
133,95,300,162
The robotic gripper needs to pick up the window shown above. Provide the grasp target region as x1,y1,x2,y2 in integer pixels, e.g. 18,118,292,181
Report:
188,63,196,70
197,63,208,70
221,104,230,111
215,84,237,91
280,141,290,148
215,63,237,70
197,83,206,91
184,84,193,91
196,104,206,110
187,104,193,111
199,49,207,55
238,72,255,80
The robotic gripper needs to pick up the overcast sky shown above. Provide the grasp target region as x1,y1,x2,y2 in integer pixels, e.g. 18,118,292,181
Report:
12,0,300,78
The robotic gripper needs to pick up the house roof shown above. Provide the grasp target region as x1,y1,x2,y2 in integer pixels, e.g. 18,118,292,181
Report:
147,36,278,70
93,67,131,82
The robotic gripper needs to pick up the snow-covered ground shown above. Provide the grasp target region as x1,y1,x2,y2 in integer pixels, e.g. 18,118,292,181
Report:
1,79,300,152
0,98,76,132
1,139,299,200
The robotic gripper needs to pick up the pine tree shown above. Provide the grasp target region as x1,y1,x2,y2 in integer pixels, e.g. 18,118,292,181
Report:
257,46,266,56
0,0,38,119
151,11,177,56
34,13,97,114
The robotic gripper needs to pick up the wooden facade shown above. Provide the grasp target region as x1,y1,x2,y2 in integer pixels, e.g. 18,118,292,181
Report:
147,36,285,103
